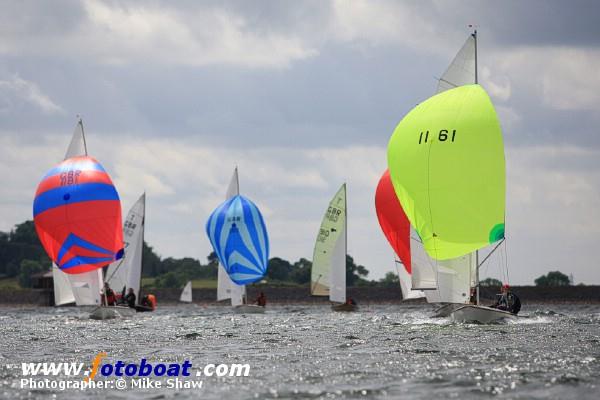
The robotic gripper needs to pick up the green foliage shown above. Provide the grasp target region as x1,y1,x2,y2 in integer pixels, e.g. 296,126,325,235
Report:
379,272,400,288
290,258,311,285
346,255,369,286
0,220,50,278
0,219,375,289
18,259,45,288
480,277,503,287
267,257,293,281
534,271,571,287
154,271,185,288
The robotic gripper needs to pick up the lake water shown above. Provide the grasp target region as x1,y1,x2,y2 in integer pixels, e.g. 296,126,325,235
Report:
0,303,598,399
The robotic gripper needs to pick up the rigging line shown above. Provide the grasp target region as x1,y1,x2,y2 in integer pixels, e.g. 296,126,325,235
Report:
436,77,459,88
504,240,510,284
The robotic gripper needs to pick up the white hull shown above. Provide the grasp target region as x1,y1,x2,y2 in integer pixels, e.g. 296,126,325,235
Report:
432,303,462,318
89,306,136,320
451,305,517,324
233,305,265,314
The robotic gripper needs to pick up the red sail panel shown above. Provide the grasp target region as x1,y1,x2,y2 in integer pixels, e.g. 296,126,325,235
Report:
375,169,412,273
33,156,124,274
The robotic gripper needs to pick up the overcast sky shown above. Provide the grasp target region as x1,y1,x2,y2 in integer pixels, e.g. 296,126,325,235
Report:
1,0,598,284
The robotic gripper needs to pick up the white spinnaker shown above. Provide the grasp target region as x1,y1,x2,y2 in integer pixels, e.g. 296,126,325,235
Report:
395,259,425,300
54,119,102,306
311,184,346,303
180,281,192,303
436,34,476,93
216,167,246,306
106,193,145,301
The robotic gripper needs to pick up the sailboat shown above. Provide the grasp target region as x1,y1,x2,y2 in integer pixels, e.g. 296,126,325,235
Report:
179,281,192,303
374,170,424,301
206,168,270,314
311,184,355,312
90,193,149,319
214,168,252,312
52,120,104,307
387,30,515,323
34,121,125,315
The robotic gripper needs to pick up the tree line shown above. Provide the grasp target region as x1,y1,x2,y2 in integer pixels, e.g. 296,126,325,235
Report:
0,220,579,289
0,220,371,288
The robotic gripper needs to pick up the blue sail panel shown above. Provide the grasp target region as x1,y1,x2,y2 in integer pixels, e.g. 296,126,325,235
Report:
206,195,269,285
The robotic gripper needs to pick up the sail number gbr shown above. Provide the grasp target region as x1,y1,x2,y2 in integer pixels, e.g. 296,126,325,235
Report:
418,129,456,144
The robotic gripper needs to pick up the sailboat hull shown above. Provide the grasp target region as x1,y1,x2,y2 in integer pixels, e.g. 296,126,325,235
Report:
331,303,358,312
432,303,462,318
233,305,265,314
89,306,136,320
450,305,516,324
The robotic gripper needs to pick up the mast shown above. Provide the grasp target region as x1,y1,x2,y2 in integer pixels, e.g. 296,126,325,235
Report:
344,183,347,269
473,28,479,305
138,193,146,304
79,118,89,156
473,29,478,84
475,251,480,305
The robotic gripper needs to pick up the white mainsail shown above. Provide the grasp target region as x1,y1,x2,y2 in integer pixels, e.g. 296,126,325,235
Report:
180,281,192,303
216,168,246,306
53,119,102,306
410,229,437,291
394,260,424,300
106,193,145,301
436,33,476,93
69,270,103,306
406,32,478,306
52,264,75,306
311,184,347,303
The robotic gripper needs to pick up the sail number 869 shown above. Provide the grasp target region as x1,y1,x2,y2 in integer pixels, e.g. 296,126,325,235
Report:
418,129,456,144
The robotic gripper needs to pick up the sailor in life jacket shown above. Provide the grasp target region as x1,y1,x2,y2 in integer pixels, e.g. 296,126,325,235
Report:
491,284,521,315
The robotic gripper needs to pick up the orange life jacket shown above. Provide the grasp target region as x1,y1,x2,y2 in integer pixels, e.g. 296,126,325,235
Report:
146,294,157,310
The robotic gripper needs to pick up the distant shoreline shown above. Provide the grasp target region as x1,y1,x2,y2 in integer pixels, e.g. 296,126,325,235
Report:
1,286,599,306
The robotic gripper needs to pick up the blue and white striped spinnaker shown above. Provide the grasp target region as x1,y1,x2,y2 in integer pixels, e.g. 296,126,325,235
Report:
206,195,269,285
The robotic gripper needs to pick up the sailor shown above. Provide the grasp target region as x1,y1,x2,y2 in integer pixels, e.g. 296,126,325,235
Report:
103,282,116,306
345,297,357,306
491,284,521,314
124,288,136,308
469,287,477,304
256,292,267,307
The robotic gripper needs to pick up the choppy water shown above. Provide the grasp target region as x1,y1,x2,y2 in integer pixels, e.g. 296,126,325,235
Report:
0,303,599,399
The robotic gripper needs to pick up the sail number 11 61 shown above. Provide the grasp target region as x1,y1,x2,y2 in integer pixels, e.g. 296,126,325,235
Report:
418,129,456,144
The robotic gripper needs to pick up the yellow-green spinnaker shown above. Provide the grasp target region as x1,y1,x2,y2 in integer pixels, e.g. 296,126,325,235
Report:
387,84,505,260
